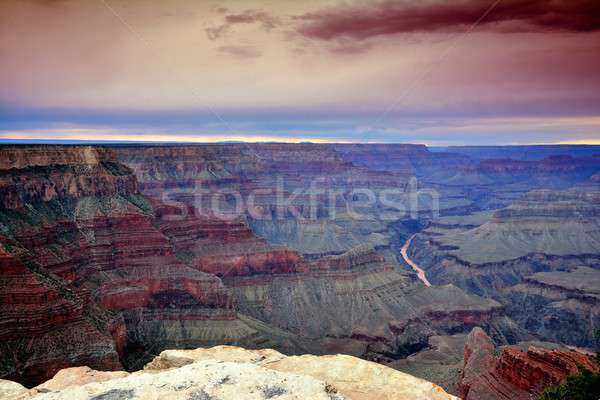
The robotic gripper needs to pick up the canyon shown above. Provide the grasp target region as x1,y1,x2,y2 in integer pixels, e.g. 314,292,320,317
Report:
1,143,599,398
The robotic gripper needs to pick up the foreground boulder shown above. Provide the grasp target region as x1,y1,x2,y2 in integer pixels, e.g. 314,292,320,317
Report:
145,346,457,400
4,346,458,400
0,380,27,398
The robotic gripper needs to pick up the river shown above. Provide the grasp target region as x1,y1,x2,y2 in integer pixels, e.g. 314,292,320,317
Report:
400,234,431,287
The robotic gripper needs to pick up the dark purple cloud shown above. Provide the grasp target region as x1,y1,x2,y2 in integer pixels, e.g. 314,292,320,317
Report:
295,0,600,40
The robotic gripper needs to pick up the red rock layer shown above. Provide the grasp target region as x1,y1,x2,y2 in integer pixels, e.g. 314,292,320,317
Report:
153,200,309,278
0,247,81,339
0,147,240,385
0,247,122,387
495,346,599,393
8,207,234,312
460,327,598,400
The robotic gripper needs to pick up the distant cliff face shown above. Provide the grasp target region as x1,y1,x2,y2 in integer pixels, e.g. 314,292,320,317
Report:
405,172,600,348
0,146,136,209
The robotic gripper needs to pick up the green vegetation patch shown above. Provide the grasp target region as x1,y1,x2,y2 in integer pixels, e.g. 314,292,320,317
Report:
540,369,600,400
100,161,133,176
0,164,71,178
123,193,153,215
539,329,600,400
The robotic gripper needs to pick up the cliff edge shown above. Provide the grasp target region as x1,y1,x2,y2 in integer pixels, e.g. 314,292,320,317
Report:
1,346,458,400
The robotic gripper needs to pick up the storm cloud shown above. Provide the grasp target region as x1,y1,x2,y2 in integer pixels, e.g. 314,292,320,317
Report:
296,0,600,40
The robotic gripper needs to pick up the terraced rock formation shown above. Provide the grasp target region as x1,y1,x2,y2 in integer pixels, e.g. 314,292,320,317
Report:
408,177,600,347
0,247,122,387
0,146,243,383
460,328,599,400
504,266,600,347
114,144,523,357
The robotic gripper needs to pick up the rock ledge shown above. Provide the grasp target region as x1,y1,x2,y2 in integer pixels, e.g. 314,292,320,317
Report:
3,346,458,400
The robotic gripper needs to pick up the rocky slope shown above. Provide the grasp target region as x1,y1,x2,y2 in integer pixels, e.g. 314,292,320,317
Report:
409,177,600,347
460,328,599,400
437,188,600,264
0,247,122,387
0,146,256,384
2,346,458,400
503,266,600,347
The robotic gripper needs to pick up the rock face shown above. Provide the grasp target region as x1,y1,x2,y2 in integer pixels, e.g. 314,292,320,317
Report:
34,367,129,392
409,178,600,348
0,379,28,399
460,328,599,400
0,146,136,209
504,266,600,347
439,188,600,264
2,346,458,400
496,346,599,392
390,334,467,395
0,147,237,384
0,247,122,387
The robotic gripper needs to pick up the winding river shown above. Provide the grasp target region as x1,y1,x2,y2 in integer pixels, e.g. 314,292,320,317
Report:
400,234,431,287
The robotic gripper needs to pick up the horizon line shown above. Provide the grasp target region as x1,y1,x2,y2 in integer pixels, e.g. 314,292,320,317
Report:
2,138,600,147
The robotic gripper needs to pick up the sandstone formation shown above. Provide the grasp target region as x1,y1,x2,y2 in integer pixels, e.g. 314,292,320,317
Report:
0,247,122,386
34,367,129,392
460,328,599,400
2,346,458,400
0,380,28,399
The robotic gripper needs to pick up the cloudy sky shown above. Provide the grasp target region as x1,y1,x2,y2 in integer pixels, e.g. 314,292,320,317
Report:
1,0,600,145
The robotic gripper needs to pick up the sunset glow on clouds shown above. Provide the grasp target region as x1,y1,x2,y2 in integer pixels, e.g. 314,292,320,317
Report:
1,0,600,144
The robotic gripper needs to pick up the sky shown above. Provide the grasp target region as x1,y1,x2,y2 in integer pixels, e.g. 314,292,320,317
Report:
1,0,600,145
